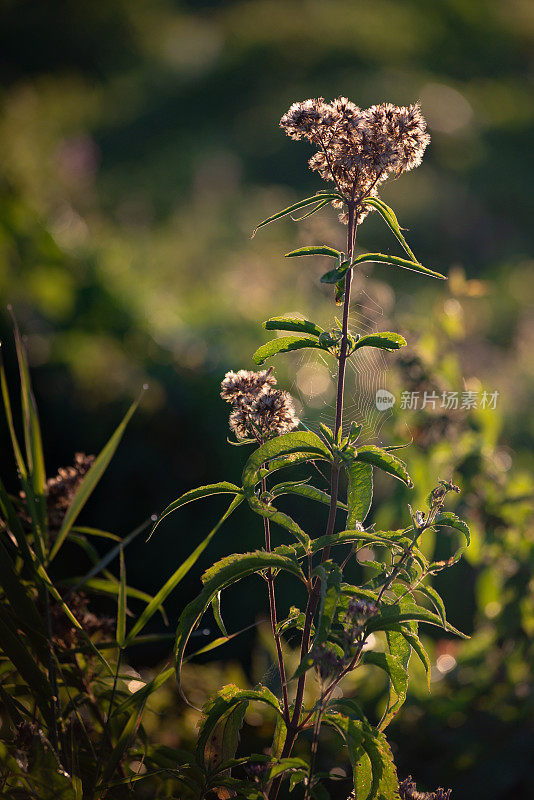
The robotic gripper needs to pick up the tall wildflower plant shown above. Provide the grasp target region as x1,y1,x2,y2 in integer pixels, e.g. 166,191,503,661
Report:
160,98,470,799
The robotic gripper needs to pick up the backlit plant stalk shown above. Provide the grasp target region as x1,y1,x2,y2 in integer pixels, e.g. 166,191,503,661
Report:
160,97,467,800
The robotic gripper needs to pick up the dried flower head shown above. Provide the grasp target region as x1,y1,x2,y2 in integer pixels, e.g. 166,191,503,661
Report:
229,388,299,441
280,96,430,224
220,368,276,405
46,453,95,536
19,453,95,543
399,775,452,800
38,590,115,650
221,368,299,441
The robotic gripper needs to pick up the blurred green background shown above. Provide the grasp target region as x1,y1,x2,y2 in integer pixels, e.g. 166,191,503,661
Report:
0,1,533,797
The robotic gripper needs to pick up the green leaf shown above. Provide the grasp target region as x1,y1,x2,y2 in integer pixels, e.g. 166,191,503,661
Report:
0,476,33,564
314,561,342,646
287,529,407,561
321,252,446,283
263,316,324,337
50,392,143,560
352,332,407,352
174,551,305,702
416,583,447,626
125,494,243,645
0,537,47,654
211,591,228,637
252,193,340,235
0,604,54,729
325,703,399,800
366,601,468,638
363,649,408,730
285,245,341,259
271,481,347,511
354,445,413,488
116,547,127,647
435,511,470,564
242,432,332,548
362,197,418,262
99,704,144,786
151,482,243,536
253,335,324,365
196,684,282,771
400,626,431,690
347,462,373,527
0,343,27,480
243,432,332,490
13,320,46,516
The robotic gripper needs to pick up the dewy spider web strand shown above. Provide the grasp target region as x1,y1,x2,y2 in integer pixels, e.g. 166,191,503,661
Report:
288,286,394,444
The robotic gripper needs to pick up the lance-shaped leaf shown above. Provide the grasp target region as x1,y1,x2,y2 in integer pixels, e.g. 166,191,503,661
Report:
174,551,305,702
271,480,347,510
243,431,332,491
50,391,143,560
12,322,47,534
287,529,408,561
321,252,446,283
362,197,418,261
434,511,470,564
253,335,324,365
364,646,408,730
416,583,447,627
323,702,399,799
0,537,47,656
352,332,407,352
196,684,282,770
366,601,468,638
285,245,341,259
242,432,332,547
292,562,343,680
313,561,342,647
346,462,373,527
151,482,243,536
252,193,340,236
263,316,324,337
399,625,431,690
0,605,54,729
354,445,413,488
125,495,243,645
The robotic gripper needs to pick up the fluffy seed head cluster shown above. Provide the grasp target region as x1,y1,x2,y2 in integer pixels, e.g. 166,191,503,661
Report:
399,776,452,800
221,369,299,441
280,96,430,223
46,453,95,536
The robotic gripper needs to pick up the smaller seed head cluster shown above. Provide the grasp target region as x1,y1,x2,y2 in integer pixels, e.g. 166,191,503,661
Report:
221,369,299,441
399,776,452,800
280,97,430,224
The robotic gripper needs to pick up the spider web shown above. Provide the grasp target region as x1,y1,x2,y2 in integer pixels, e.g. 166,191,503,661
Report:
288,289,394,445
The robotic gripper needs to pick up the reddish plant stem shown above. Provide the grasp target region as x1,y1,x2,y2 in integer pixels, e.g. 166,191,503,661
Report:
269,205,357,799
262,477,290,723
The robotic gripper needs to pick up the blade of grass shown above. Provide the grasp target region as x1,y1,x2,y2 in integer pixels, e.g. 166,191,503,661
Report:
124,495,243,645
50,391,145,561
117,548,126,648
65,517,151,597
